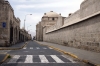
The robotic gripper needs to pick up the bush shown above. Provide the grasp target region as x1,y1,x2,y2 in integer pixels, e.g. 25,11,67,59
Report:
7,55,11,58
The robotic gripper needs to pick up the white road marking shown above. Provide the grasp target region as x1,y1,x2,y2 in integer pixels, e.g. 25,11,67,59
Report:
39,55,49,63
30,47,33,49
36,47,40,49
8,55,20,63
43,48,47,49
51,55,64,63
62,55,76,63
23,47,26,49
24,55,33,63
7,55,77,63
49,47,53,49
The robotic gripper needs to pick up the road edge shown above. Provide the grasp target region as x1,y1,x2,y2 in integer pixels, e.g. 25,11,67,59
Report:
0,42,28,50
35,41,99,66
0,54,9,64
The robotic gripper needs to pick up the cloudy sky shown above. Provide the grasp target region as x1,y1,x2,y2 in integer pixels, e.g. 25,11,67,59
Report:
8,0,84,37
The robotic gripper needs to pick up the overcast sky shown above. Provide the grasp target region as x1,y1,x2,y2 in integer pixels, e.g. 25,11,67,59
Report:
8,0,84,37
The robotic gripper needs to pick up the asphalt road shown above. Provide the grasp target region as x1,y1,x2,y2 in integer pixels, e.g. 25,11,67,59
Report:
0,41,90,66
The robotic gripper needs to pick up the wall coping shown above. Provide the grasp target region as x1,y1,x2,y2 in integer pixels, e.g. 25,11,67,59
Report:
46,11,100,34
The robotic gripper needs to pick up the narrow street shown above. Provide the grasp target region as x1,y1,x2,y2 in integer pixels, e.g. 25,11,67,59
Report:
0,41,89,66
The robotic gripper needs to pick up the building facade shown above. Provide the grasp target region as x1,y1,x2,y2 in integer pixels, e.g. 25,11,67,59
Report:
0,0,31,47
36,0,100,53
36,11,64,41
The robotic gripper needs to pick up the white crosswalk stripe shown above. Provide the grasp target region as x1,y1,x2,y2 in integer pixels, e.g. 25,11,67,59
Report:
36,47,40,49
7,55,75,63
51,55,64,63
30,47,33,49
49,47,53,49
8,55,20,63
43,48,47,49
23,47,53,49
39,55,49,63
62,55,76,63
23,47,26,49
24,55,33,63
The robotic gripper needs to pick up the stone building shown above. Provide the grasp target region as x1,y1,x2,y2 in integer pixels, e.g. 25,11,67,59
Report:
0,0,31,47
0,0,4,3
36,11,65,41
36,0,100,52
19,28,31,42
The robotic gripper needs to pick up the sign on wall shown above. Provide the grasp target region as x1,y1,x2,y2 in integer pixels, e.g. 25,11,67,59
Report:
2,22,6,28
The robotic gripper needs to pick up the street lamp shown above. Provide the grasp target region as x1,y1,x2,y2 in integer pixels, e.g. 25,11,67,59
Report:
24,14,32,29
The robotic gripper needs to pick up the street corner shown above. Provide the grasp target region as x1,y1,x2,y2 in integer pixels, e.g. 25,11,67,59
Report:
0,54,10,64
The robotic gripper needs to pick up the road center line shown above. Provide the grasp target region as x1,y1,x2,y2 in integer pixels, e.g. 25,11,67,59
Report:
30,47,33,49
36,47,40,49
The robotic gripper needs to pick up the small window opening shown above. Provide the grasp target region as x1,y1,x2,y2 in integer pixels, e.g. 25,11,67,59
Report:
52,18,54,20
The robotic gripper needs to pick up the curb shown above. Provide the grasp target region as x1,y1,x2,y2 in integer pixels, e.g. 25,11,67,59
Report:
0,42,28,50
35,41,99,66
0,54,10,64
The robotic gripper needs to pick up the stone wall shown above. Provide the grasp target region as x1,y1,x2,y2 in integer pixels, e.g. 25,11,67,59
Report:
36,22,43,41
46,17,65,33
80,0,100,18
64,10,80,25
43,14,100,52
0,1,21,46
43,0,100,52
0,2,9,46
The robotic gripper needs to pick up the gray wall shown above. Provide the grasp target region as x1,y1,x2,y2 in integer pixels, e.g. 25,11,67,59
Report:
80,0,100,18
43,14,100,52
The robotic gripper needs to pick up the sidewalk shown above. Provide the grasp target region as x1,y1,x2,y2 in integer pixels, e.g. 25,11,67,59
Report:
36,41,100,66
0,42,27,50
0,41,28,64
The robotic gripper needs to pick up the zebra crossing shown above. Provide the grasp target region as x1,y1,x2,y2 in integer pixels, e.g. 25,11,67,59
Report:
23,47,53,50
8,55,76,63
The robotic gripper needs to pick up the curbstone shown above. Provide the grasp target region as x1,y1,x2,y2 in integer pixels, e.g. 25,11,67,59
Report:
0,42,28,50
0,42,28,63
0,54,10,64
35,41,99,66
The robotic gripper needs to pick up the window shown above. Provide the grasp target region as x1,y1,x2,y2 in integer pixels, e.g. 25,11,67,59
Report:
52,18,54,20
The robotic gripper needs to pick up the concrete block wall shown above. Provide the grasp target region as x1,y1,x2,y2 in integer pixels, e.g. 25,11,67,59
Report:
43,14,100,52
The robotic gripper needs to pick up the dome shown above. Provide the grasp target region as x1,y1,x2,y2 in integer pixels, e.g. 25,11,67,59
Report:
43,11,61,17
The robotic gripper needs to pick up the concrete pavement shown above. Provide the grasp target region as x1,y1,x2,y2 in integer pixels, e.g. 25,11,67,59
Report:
36,41,100,66
0,41,28,64
0,42,27,50
0,54,9,64
1,41,89,66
